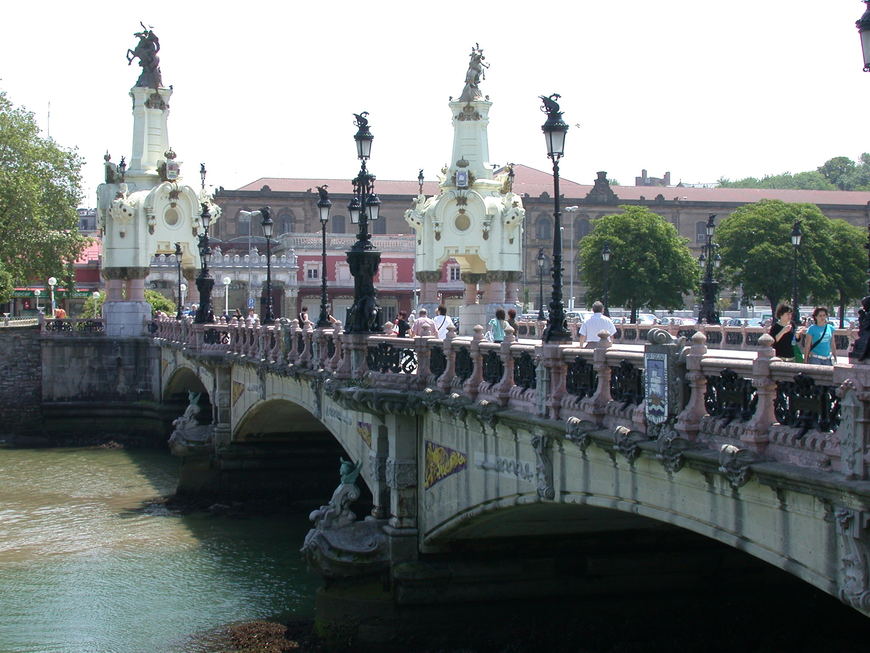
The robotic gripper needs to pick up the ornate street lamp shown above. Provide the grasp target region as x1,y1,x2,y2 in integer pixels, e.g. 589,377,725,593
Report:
261,207,275,325
858,1,870,71
174,242,183,319
540,94,571,342
194,203,215,324
698,214,721,325
34,288,41,313
48,276,57,317
536,248,546,321
316,186,333,328
601,242,612,317
791,220,803,324
180,283,187,311
345,112,382,333
199,163,207,192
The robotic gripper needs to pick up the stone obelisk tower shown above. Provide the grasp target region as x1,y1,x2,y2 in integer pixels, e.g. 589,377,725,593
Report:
96,25,219,336
405,45,525,334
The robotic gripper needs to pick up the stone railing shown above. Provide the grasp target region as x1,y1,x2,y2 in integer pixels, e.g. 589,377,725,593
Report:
514,320,858,358
151,319,866,478
1,316,39,328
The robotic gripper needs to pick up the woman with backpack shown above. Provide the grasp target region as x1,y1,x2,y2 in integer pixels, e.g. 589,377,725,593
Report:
803,306,835,366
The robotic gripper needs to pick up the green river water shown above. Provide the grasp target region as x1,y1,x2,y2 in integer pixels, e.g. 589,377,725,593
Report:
0,447,318,653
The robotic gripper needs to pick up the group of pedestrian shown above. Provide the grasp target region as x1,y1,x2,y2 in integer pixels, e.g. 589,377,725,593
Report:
770,303,835,365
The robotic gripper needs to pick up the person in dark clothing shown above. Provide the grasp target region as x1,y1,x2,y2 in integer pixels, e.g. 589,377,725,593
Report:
395,311,411,338
770,302,795,360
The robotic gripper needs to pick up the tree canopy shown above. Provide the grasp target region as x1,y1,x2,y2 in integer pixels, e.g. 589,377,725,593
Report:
0,90,87,285
577,206,699,321
83,290,176,318
714,199,864,314
717,154,870,191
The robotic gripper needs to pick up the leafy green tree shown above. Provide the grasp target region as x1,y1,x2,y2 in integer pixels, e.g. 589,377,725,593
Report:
82,289,176,318
0,262,13,304
817,156,857,190
717,171,835,190
824,219,866,326
578,206,699,323
0,90,87,284
715,200,835,315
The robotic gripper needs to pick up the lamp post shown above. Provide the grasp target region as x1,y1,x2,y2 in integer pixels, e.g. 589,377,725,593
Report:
261,207,275,325
858,0,870,71
222,276,231,317
564,206,579,311
180,283,187,312
536,248,546,321
698,214,721,325
316,186,332,328
539,93,571,342
602,242,612,317
174,242,183,319
34,288,41,313
92,291,101,318
791,220,803,324
194,203,214,324
345,111,382,333
47,277,57,317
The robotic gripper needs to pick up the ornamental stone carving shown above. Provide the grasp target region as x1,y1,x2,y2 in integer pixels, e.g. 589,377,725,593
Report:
386,458,417,489
532,432,555,500
835,508,870,611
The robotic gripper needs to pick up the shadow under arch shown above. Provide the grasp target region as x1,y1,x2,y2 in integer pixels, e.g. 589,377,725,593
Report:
224,397,372,508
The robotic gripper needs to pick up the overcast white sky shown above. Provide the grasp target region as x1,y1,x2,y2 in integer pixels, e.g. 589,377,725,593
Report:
2,1,868,205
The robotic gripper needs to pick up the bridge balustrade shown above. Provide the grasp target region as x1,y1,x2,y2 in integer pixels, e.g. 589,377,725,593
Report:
151,317,864,475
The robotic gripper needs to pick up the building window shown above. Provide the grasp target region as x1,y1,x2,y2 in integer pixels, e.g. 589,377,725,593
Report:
373,215,387,235
237,209,251,236
536,215,551,240
448,265,461,282
304,262,321,281
574,217,591,239
336,262,352,283
695,221,707,243
332,215,346,234
379,264,397,283
278,210,294,235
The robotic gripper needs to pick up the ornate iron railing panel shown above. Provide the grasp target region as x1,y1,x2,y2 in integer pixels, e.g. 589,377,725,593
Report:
610,360,644,406
725,331,743,346
455,347,473,382
43,319,106,334
482,350,504,385
203,328,230,345
774,373,840,436
566,356,597,398
745,332,761,346
677,328,697,339
834,334,850,351
705,369,756,423
430,346,447,378
513,351,537,390
620,328,638,341
366,342,417,374
705,331,723,345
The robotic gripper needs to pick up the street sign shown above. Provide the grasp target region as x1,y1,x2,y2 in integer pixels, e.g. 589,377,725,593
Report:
247,297,254,309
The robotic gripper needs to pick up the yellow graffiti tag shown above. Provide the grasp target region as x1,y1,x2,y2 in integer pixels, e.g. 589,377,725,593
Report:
424,440,468,489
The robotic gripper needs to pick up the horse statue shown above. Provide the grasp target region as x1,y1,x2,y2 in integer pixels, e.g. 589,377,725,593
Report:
127,22,162,89
459,43,490,102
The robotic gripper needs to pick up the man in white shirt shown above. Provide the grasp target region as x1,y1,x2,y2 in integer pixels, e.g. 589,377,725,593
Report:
410,307,437,337
577,301,617,346
433,305,454,339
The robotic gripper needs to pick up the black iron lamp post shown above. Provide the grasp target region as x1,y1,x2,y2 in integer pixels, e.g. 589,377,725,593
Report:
536,248,546,321
345,112,382,333
602,242,612,317
791,220,803,324
261,207,275,325
174,241,183,319
539,93,571,343
194,204,215,324
199,163,207,192
858,1,870,71
316,187,333,328
698,214,721,325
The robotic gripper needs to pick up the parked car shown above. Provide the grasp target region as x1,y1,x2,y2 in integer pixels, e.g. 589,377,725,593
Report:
637,313,660,325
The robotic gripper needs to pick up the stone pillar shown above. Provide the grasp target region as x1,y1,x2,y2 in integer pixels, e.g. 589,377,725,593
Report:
459,272,486,336
416,271,441,307
101,266,152,336
505,271,522,306
741,334,777,452
675,332,708,441
384,413,419,563
834,362,870,480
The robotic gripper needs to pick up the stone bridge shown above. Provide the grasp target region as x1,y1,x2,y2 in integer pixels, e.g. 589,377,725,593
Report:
150,316,870,637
